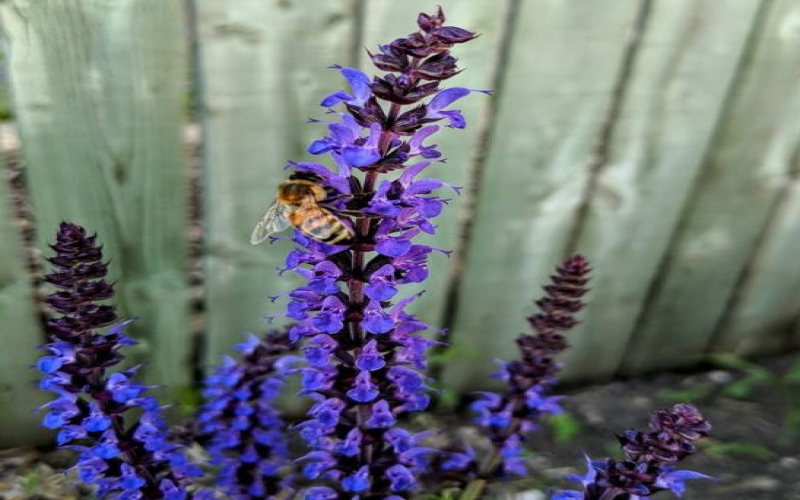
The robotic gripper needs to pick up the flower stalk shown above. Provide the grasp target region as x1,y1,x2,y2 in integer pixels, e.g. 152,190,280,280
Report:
282,8,484,499
437,255,590,500
36,222,207,499
197,329,299,498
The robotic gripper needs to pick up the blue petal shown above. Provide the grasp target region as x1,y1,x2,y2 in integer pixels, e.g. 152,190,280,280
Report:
340,67,372,102
320,90,351,107
428,87,470,111
343,146,381,167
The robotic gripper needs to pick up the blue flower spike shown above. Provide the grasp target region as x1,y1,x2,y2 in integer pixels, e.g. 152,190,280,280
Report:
35,222,207,499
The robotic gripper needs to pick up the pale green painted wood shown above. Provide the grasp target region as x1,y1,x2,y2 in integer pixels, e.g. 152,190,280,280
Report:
620,0,800,375
1,0,191,389
710,57,800,354
711,161,800,356
559,0,762,381
196,0,359,366
441,0,640,392
0,129,50,448
359,1,508,332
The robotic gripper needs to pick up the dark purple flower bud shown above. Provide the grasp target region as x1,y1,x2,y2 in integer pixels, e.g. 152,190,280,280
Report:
414,53,461,81
430,26,478,45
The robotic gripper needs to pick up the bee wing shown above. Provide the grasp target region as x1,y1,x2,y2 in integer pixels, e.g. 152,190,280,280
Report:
250,202,292,244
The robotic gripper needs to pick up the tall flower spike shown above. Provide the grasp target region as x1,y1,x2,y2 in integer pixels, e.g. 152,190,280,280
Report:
36,222,208,500
277,8,483,499
197,329,300,499
447,255,591,488
551,404,713,500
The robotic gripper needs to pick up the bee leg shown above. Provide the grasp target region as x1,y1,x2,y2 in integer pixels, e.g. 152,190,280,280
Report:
336,210,382,218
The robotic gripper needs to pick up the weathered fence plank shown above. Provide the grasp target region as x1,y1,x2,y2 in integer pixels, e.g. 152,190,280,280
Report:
195,0,359,366
0,128,49,447
441,0,641,392
710,14,800,357
711,159,800,356
359,1,509,332
559,0,762,381
620,0,800,374
1,0,191,389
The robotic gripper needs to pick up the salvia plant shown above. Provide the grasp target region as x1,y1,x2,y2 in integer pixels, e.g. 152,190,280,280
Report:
34,8,714,500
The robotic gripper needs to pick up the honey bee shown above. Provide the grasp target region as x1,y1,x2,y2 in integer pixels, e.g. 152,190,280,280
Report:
250,173,354,245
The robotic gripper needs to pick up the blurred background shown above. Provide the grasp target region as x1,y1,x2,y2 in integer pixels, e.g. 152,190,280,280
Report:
0,0,798,449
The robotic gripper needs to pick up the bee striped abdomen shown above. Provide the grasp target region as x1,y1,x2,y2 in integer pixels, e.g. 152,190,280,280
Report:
292,208,353,244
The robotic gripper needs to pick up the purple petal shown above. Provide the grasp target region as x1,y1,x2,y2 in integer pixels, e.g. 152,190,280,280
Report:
340,68,372,103
376,237,412,257
320,90,351,108
343,147,382,167
428,87,471,111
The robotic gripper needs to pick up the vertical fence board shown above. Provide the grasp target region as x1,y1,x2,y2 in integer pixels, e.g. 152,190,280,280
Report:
1,0,191,389
712,157,800,356
195,0,358,366
0,132,48,447
559,0,761,381
711,33,800,356
442,0,640,392
621,0,800,374
359,1,508,331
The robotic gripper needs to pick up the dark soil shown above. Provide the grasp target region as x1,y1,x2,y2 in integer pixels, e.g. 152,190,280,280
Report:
2,354,798,499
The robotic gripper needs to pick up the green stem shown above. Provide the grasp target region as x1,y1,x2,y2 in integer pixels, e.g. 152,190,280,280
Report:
458,479,488,500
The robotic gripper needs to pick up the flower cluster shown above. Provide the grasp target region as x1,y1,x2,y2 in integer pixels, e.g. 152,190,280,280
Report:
33,9,718,500
36,222,207,500
277,8,483,499
433,255,590,488
553,403,712,500
197,329,298,498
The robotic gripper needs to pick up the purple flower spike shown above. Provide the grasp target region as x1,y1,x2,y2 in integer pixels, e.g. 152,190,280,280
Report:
553,404,713,500
197,329,299,499
283,8,481,498
461,256,592,481
35,222,205,499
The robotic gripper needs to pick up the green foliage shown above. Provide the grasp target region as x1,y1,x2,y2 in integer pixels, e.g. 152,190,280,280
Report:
434,385,460,411
709,354,774,399
546,413,583,444
173,385,203,417
21,471,40,493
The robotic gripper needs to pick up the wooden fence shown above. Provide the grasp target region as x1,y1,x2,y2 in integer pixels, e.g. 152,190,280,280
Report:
0,0,798,447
